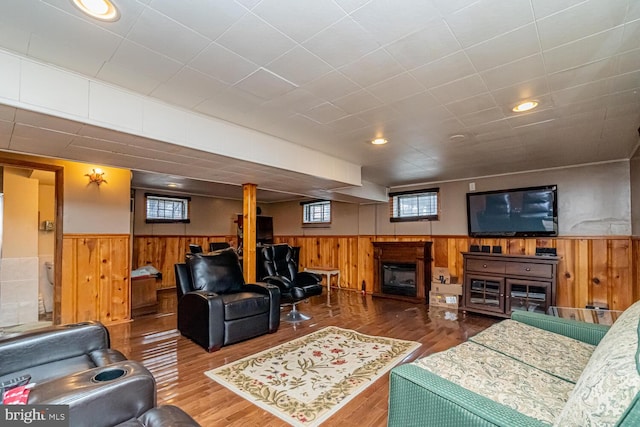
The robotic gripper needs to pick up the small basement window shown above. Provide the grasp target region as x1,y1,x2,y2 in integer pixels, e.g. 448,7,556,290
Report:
145,193,190,223
302,200,331,226
390,188,439,222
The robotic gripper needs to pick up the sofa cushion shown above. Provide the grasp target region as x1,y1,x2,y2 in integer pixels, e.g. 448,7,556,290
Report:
553,300,640,426
413,341,574,424
220,292,270,320
469,319,595,383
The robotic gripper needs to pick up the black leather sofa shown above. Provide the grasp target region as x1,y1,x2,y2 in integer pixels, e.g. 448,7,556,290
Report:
0,321,199,427
175,248,280,352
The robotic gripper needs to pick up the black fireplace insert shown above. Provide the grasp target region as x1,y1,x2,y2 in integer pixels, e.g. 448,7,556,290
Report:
382,263,417,297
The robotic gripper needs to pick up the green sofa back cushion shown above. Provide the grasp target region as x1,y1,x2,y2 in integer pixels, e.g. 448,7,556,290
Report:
553,300,640,426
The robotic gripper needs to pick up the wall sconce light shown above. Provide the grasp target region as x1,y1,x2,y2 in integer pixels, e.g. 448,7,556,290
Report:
86,168,107,185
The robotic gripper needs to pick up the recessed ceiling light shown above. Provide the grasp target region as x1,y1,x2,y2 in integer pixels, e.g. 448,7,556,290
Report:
512,101,538,113
449,134,466,141
167,183,179,188
371,138,388,145
72,0,119,21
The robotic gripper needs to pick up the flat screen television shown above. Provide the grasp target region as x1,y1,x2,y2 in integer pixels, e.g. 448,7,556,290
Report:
466,185,558,237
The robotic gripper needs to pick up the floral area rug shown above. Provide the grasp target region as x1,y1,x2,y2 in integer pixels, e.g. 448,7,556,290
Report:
205,326,420,426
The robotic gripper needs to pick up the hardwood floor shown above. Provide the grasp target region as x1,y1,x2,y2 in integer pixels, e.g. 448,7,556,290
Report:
106,288,498,426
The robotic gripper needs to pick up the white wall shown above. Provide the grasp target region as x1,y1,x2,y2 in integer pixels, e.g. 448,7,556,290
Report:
278,161,632,237
133,191,242,236
62,162,131,234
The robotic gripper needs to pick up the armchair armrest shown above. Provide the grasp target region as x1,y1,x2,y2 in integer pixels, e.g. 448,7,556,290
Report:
177,290,225,352
389,364,546,427
295,271,322,285
0,321,114,376
262,275,293,290
28,361,156,427
511,310,610,345
245,282,281,333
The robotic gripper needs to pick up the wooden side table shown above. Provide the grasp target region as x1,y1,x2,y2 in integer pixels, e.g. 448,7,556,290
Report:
304,267,340,307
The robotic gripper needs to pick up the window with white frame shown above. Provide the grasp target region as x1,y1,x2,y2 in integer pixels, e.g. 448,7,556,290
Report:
302,200,331,225
389,188,439,222
145,193,190,223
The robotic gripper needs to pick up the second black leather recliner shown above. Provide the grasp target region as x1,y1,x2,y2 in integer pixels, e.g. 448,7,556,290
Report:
261,244,323,322
175,249,280,352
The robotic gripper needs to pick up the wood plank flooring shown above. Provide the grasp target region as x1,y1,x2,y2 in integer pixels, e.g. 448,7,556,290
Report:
106,288,498,426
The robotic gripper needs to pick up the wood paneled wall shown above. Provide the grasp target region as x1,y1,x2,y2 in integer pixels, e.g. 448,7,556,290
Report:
132,236,236,289
61,234,131,324
132,234,638,311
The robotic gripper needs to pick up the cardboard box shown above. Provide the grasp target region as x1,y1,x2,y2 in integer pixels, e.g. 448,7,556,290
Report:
429,291,459,309
431,282,463,296
432,267,451,284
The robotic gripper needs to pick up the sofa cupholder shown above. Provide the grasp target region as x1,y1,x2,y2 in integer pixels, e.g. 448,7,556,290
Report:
92,368,127,382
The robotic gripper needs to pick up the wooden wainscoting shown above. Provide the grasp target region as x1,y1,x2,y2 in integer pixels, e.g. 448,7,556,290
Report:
132,235,237,289
60,234,131,324
131,234,637,312
279,235,637,311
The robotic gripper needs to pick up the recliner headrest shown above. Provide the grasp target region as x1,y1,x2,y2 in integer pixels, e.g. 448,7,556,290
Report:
186,249,244,294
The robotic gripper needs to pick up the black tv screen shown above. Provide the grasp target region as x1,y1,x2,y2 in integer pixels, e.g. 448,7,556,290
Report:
466,185,558,237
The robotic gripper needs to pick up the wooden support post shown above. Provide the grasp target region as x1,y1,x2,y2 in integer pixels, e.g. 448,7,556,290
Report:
243,183,257,282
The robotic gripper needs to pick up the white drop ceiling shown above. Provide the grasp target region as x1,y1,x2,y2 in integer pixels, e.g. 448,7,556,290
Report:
0,0,638,202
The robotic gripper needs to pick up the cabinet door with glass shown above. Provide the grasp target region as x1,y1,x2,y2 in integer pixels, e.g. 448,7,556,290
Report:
506,279,551,315
465,275,505,314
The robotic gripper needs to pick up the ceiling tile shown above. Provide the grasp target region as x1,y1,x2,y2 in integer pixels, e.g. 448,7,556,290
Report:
148,0,247,40
621,19,640,52
150,67,227,108
410,51,475,89
547,57,619,91
552,80,610,106
536,0,627,50
618,48,640,73
350,0,442,45
28,32,120,77
480,54,546,91
366,73,425,104
390,91,442,116
234,68,297,100
327,115,369,133
543,27,624,74
302,102,349,124
216,13,296,66
465,24,540,72
266,47,333,86
608,70,640,93
253,0,345,43
458,107,505,127
301,71,360,101
126,7,210,63
530,0,586,20
430,0,482,16
261,89,323,113
97,40,183,94
303,17,380,68
339,48,404,87
384,20,461,70
490,77,550,106
332,0,370,14
332,90,382,114
445,93,497,117
430,75,488,104
189,42,257,85
445,0,534,48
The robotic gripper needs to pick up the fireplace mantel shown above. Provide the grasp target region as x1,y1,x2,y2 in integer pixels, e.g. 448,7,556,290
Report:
372,241,433,303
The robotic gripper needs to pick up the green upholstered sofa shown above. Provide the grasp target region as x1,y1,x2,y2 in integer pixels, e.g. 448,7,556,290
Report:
388,301,640,426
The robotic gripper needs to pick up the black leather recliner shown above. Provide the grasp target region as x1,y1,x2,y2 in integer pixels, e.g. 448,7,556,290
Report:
209,242,231,252
175,249,280,352
260,244,323,322
0,321,199,427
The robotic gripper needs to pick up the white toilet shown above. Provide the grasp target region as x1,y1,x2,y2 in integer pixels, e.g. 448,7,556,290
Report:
45,261,54,285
